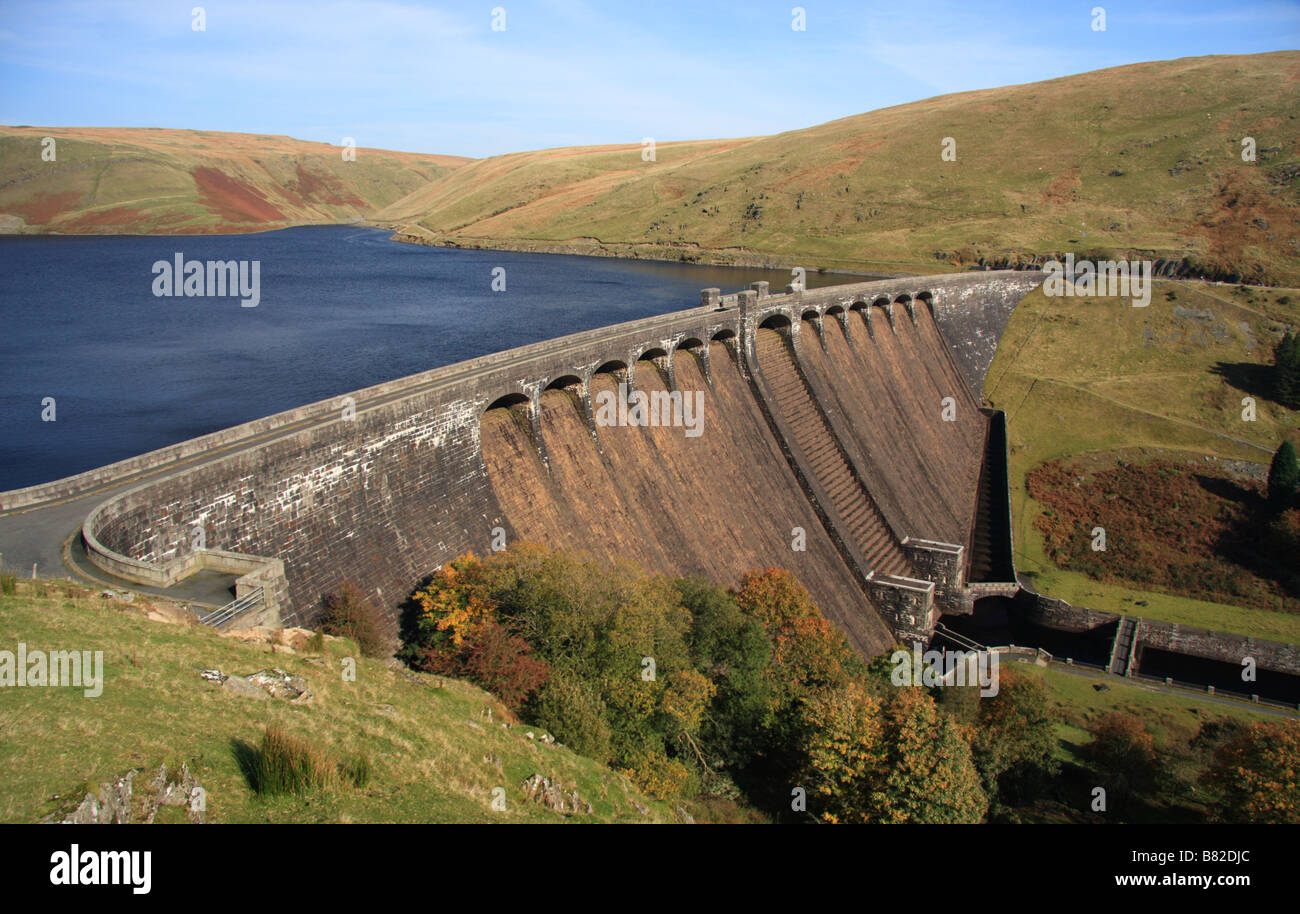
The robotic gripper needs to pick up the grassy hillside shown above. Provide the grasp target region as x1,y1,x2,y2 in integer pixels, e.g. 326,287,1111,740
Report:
986,278,1300,639
375,53,1300,283
0,127,469,234
0,580,676,823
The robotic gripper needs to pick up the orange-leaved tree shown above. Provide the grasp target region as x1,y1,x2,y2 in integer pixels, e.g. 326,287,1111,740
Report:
1203,719,1300,823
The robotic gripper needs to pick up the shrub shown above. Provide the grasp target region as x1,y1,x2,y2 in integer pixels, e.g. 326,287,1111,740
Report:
621,750,696,800
1083,711,1160,801
455,620,550,711
0,572,15,596
321,582,389,658
531,669,613,764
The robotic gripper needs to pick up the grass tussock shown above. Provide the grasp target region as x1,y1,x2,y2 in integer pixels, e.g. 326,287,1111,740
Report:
250,725,336,796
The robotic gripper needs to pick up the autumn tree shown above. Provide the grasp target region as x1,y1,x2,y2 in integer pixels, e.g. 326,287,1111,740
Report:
799,684,987,823
1203,719,1300,823
1083,711,1160,804
731,568,862,702
403,553,549,711
869,686,989,823
797,679,884,823
321,581,390,658
730,568,863,805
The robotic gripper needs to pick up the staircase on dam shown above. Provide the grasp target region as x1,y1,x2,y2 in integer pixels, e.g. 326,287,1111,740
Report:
753,327,909,576
1109,616,1138,676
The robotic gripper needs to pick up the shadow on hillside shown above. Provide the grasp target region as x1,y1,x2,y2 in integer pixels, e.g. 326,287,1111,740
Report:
1193,473,1259,507
230,738,261,793
1193,474,1300,599
397,572,439,653
1210,361,1274,400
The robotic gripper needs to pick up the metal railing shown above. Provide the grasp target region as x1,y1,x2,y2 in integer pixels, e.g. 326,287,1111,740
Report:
933,622,987,652
201,586,264,628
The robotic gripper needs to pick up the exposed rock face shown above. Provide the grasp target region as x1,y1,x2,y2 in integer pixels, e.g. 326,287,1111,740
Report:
48,764,206,824
221,625,324,652
198,667,313,701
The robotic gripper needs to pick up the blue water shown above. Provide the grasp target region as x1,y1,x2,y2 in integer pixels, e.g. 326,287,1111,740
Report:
0,226,862,489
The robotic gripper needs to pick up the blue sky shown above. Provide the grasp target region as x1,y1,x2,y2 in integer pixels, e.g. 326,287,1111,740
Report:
1,0,1297,158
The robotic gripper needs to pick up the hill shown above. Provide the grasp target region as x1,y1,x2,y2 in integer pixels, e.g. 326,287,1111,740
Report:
374,53,1300,284
0,579,677,823
985,278,1300,639
0,126,469,234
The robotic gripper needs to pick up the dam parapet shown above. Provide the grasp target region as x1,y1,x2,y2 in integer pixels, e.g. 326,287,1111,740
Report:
9,270,1044,652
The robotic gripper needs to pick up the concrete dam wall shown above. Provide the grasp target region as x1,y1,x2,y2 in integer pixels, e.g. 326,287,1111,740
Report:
74,270,1043,656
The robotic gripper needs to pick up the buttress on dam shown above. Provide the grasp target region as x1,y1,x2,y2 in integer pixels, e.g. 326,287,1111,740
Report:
3,271,1043,657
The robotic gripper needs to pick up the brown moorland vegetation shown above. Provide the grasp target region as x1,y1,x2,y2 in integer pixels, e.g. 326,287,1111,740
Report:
1028,455,1300,612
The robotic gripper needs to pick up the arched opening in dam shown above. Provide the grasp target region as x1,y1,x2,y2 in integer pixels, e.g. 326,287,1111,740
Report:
593,360,629,386
485,392,531,413
544,374,584,393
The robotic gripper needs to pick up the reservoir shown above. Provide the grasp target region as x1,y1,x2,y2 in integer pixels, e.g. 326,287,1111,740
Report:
0,226,863,490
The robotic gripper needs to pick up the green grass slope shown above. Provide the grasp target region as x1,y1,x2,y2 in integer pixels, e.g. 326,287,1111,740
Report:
986,278,1300,639
376,52,1300,283
0,127,470,234
0,581,674,823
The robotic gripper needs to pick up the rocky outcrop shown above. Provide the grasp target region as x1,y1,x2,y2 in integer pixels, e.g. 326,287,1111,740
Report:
47,763,206,824
520,774,594,816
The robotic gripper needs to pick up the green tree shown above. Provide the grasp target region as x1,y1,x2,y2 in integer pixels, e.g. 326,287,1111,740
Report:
677,577,774,770
1267,441,1299,511
1274,332,1300,409
531,667,613,764
970,669,1061,804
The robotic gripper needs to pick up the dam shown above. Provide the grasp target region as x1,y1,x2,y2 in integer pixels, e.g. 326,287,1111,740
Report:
1,270,1036,657
5,267,1297,690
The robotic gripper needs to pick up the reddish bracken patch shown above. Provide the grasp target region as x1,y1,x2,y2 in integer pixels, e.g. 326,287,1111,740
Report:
7,191,83,224
1028,457,1300,612
59,206,148,230
292,163,366,208
192,166,286,223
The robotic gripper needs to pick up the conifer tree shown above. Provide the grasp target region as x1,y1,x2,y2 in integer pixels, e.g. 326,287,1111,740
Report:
1274,332,1300,410
1267,440,1298,511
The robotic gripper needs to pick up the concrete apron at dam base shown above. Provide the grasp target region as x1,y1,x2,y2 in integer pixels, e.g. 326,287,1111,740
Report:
2,268,1299,705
